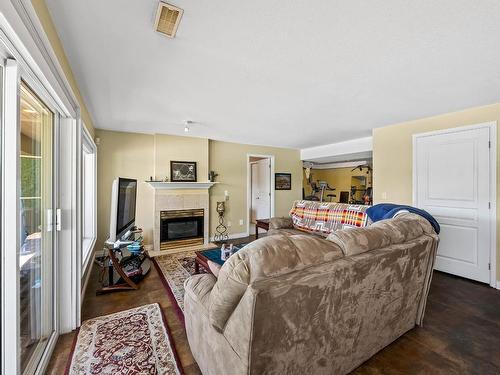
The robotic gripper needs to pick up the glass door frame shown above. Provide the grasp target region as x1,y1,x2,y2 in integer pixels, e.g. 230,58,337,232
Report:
0,47,63,375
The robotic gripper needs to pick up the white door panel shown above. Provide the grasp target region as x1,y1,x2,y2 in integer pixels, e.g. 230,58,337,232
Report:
437,224,478,264
414,126,491,283
426,142,476,201
428,206,477,222
251,159,271,222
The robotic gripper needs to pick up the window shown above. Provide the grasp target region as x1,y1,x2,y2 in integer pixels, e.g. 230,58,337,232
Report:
81,125,97,271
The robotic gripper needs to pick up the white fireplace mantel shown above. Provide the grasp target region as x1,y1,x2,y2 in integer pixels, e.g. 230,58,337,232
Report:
146,181,219,190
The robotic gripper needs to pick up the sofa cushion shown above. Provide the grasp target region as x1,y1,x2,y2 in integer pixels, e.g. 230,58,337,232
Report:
327,213,435,256
184,274,217,315
267,228,308,237
208,260,222,277
208,234,343,331
269,217,294,230
289,200,370,236
374,212,434,241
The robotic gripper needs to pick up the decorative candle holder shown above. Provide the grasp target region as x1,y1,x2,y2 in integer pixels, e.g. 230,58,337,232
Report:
214,201,229,241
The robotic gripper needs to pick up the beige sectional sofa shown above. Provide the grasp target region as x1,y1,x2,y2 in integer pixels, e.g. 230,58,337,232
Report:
184,202,438,375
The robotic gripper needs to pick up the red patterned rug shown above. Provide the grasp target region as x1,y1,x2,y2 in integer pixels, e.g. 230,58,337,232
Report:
66,303,183,374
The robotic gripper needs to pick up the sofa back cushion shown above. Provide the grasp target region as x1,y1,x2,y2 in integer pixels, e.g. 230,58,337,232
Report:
289,200,370,236
208,234,343,331
327,212,435,256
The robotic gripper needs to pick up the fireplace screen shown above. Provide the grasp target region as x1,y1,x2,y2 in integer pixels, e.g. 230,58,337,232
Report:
160,209,204,250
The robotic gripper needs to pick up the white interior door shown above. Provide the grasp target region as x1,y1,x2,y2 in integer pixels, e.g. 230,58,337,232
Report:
414,125,492,283
251,159,271,222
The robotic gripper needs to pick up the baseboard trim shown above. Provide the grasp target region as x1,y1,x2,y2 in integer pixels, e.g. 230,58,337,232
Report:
496,280,500,290
210,231,249,242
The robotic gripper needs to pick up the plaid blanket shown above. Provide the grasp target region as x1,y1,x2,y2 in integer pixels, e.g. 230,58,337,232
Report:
289,200,371,236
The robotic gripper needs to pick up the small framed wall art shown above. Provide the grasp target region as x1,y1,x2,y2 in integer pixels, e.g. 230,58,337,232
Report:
275,173,291,190
170,161,197,182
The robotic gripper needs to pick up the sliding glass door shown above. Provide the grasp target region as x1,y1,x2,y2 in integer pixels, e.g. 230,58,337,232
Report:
1,16,83,375
1,54,58,374
18,82,55,373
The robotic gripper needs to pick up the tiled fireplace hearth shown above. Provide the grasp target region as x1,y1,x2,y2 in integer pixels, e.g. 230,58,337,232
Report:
149,182,216,253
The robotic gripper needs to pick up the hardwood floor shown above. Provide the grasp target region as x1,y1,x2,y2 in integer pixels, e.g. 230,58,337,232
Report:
353,272,500,374
44,253,201,375
46,240,500,374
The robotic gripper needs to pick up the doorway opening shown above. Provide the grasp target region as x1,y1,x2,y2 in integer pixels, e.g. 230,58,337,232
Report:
246,154,275,235
302,160,373,205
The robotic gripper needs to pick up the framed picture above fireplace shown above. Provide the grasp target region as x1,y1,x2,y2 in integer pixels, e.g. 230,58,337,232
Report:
170,161,197,182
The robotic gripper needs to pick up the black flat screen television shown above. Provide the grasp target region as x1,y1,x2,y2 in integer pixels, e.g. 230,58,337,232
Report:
116,178,137,238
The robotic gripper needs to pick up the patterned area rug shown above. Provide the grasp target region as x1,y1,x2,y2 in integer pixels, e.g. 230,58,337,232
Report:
152,250,202,314
67,303,182,375
153,244,248,316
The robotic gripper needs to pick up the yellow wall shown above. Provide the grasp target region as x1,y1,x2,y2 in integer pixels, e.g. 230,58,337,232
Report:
96,130,155,247
372,102,500,280
305,167,372,202
153,134,209,181
31,0,95,136
95,130,302,247
209,140,302,236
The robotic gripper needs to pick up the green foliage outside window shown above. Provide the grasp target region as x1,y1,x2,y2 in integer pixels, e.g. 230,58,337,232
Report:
20,157,41,198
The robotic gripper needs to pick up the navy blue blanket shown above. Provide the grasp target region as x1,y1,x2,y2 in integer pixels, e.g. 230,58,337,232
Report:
366,203,440,234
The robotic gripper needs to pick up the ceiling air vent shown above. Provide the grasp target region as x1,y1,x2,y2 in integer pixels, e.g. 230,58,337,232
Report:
154,2,183,38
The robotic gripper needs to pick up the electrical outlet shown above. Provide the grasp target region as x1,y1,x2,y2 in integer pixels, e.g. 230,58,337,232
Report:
227,221,232,227
381,192,387,200
239,219,244,225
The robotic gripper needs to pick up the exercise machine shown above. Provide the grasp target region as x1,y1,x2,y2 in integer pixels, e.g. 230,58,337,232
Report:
304,180,336,202
349,185,373,205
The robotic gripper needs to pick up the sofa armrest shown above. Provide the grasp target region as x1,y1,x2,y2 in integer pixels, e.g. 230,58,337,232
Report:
184,274,217,313
269,217,293,230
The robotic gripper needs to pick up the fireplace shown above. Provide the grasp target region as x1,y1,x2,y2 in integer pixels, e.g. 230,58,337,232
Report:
160,209,204,250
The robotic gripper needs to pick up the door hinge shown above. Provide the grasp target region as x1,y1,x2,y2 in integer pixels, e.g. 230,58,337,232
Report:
489,202,491,209
489,140,491,148
488,263,491,270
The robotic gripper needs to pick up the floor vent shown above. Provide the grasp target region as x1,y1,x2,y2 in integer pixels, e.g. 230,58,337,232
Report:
154,2,183,38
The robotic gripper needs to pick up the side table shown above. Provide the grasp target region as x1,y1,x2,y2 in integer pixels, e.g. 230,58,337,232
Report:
255,218,270,239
